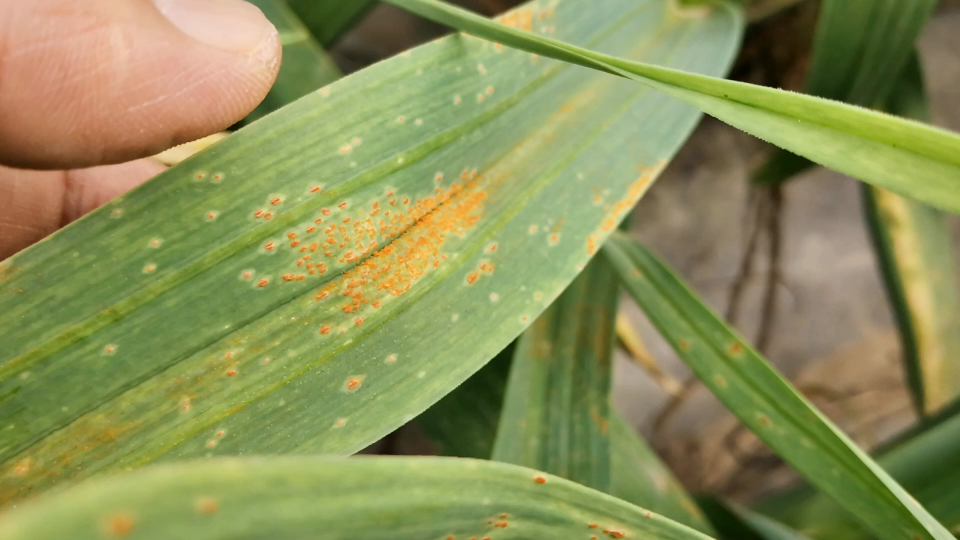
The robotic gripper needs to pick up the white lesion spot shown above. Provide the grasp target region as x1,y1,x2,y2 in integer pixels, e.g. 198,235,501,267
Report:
528,225,538,235
477,63,487,75
416,68,423,75
320,87,330,97
451,313,460,322
18,371,31,380
417,371,426,379
414,118,423,126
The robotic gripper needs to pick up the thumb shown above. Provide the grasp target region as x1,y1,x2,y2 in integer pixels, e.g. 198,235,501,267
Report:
0,0,281,170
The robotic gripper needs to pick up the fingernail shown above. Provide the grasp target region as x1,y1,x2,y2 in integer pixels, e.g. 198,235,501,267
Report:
153,0,278,57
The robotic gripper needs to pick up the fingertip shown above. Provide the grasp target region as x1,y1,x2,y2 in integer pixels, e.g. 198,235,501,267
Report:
0,0,282,170
62,159,167,223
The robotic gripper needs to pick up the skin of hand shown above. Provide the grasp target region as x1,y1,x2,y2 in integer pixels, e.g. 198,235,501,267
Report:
0,0,282,260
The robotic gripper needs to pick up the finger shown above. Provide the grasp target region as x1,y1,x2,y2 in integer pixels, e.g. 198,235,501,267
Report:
0,159,165,259
0,0,281,170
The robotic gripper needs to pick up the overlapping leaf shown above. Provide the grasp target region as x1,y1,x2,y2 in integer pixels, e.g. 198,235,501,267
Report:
602,232,953,540
416,345,513,459
286,0,378,47
0,0,741,504
760,398,960,539
697,498,811,540
862,54,960,415
0,456,717,540
243,0,342,124
753,0,937,185
386,0,960,214
492,257,618,491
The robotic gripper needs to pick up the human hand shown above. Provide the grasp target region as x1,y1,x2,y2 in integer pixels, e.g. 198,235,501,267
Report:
0,0,281,260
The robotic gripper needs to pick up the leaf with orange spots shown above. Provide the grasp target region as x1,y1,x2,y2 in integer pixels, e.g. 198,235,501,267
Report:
602,232,954,540
0,456,718,540
417,280,714,534
0,0,740,504
387,0,960,215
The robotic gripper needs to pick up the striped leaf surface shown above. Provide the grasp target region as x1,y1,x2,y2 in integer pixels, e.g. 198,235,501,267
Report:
0,0,741,504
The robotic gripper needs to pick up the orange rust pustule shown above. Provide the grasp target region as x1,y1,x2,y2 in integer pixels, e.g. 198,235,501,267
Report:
107,513,135,538
312,181,487,316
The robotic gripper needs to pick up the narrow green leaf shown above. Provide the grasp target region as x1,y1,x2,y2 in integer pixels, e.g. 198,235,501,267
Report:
698,498,811,540
610,414,715,535
759,398,960,539
754,0,936,185
492,257,618,491
243,0,342,124
862,54,960,415
286,0,378,47
0,0,742,504
416,345,513,459
602,232,953,540
0,456,718,540
385,0,960,214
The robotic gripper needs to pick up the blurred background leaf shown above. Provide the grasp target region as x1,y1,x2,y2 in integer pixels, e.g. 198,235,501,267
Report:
602,232,953,540
242,0,342,125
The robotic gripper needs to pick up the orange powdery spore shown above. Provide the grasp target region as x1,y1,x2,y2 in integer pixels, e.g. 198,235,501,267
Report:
500,9,533,31
607,163,663,222
106,513,135,538
312,181,488,315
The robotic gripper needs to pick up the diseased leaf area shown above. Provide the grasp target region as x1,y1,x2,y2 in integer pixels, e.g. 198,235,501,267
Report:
0,457,718,540
0,0,741,503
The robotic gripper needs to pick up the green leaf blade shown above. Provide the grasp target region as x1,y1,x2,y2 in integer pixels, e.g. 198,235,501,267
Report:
602,233,953,540
492,257,618,491
754,0,936,185
0,456,717,540
862,54,960,415
388,0,960,214
611,414,715,535
0,0,742,504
